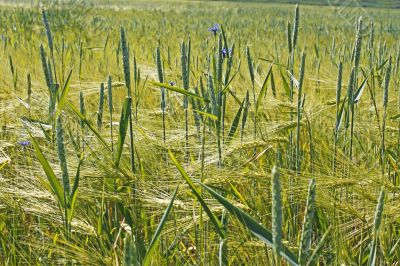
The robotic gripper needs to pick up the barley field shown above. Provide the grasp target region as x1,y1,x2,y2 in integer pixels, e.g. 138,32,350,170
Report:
1,0,400,265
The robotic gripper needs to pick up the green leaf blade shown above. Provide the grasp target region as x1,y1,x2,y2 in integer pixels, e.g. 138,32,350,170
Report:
28,130,65,207
168,150,225,238
143,186,179,266
200,183,299,266
115,97,132,166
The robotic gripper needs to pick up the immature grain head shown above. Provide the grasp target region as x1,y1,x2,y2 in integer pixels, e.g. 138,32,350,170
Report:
107,75,113,114
369,21,374,50
354,17,363,68
347,67,356,100
299,178,316,264
298,51,306,90
287,21,292,53
39,44,51,91
217,34,223,87
292,4,300,50
246,46,255,85
133,54,138,86
336,62,343,105
9,56,14,76
56,116,70,196
383,57,392,108
180,41,188,88
120,27,131,96
42,9,53,55
271,166,283,260
187,37,191,84
156,46,164,83
373,188,385,233
79,90,86,129
97,82,105,129
27,73,32,101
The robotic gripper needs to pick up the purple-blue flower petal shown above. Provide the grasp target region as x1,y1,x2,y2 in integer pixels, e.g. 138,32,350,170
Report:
18,140,31,147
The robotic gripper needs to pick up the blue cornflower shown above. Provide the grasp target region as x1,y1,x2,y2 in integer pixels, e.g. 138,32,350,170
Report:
169,81,176,86
208,24,219,35
18,140,30,148
221,48,232,58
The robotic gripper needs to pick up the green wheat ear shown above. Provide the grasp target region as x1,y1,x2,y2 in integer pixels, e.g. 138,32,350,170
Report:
292,4,299,50
217,34,223,88
41,9,53,56
335,62,343,107
107,75,113,115
39,44,51,91
369,21,374,50
56,116,70,197
156,46,163,83
120,26,135,172
298,51,306,90
120,27,131,96
97,82,105,130
395,45,400,74
133,54,138,89
368,188,385,266
354,17,363,68
287,21,292,53
187,36,191,87
299,178,316,264
79,90,86,128
333,62,343,172
383,57,392,108
79,41,83,79
27,73,32,106
123,234,138,266
296,51,306,171
107,75,114,153
8,55,13,75
241,90,250,141
156,46,166,144
271,166,283,264
373,188,385,233
246,46,255,85
381,57,392,166
181,40,189,91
